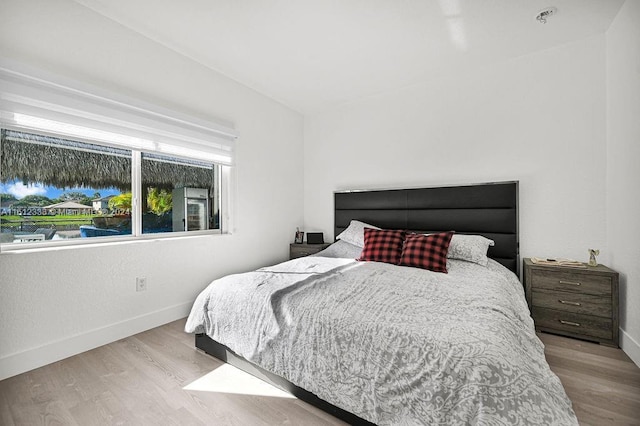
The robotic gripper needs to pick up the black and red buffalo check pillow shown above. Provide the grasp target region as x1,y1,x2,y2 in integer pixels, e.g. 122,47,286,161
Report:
357,228,406,264
399,231,454,272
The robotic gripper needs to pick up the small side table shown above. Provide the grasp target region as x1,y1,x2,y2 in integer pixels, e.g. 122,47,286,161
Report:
523,258,619,347
290,243,330,259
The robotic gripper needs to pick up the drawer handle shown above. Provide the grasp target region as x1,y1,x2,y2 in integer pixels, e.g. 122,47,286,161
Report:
559,320,581,327
559,300,582,306
559,280,581,286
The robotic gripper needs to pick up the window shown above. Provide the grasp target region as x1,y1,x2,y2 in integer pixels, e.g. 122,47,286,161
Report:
0,61,236,248
1,129,131,243
0,129,221,245
141,153,219,234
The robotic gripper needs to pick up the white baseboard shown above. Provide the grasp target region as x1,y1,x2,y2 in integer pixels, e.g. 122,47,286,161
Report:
620,328,640,368
0,302,192,381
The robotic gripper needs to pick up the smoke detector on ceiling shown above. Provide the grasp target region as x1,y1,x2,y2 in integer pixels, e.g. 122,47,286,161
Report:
536,7,558,24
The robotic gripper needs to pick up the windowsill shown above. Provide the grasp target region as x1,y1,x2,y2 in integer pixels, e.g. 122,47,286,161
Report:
0,230,229,255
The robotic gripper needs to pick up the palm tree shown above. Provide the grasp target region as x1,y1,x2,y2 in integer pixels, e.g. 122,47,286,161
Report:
108,193,132,215
146,188,172,214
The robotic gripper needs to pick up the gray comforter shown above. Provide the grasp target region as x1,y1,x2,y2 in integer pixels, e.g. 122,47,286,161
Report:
185,256,577,425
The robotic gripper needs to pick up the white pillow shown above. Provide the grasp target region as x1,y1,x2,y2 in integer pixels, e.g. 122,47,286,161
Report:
447,234,495,266
336,220,380,248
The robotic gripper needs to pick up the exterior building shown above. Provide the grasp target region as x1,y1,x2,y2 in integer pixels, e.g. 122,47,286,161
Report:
92,195,114,214
44,201,93,215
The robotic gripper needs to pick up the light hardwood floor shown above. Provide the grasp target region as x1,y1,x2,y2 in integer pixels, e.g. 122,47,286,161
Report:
538,332,640,426
1,319,638,425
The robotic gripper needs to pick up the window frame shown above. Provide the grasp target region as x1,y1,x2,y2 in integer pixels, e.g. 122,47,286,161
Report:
0,60,236,252
0,126,228,252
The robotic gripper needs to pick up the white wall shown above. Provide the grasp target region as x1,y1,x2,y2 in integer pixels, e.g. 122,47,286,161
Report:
305,26,640,364
0,0,304,379
305,35,607,264
606,0,640,365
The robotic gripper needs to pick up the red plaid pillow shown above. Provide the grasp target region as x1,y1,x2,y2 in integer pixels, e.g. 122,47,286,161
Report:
358,228,406,264
399,232,454,273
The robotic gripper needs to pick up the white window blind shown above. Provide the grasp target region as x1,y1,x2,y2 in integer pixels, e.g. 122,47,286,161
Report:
0,60,237,165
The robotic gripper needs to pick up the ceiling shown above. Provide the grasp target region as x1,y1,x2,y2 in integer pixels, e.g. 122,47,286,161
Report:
73,0,624,115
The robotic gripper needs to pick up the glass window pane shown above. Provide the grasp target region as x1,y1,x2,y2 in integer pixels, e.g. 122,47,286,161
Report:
141,153,218,234
0,129,132,244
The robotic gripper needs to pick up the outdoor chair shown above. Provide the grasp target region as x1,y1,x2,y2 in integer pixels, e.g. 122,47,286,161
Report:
34,228,56,240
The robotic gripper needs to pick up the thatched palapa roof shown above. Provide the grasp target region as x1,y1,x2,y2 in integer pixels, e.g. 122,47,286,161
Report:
1,129,215,192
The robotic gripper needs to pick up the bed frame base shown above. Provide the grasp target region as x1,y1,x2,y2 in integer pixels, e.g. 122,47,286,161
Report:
195,334,374,425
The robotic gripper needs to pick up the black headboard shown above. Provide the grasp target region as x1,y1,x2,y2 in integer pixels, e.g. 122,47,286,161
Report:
334,181,519,274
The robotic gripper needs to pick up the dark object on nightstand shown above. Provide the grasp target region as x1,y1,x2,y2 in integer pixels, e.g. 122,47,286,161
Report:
523,258,619,347
307,232,324,244
290,243,330,259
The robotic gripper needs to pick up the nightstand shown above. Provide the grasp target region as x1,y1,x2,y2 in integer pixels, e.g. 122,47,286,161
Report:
290,243,330,259
523,258,619,347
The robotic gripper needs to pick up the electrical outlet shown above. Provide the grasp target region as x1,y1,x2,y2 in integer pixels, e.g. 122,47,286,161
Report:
136,277,147,292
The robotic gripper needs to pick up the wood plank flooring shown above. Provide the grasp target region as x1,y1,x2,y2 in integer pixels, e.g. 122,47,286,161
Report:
0,319,638,425
0,320,345,426
538,332,640,426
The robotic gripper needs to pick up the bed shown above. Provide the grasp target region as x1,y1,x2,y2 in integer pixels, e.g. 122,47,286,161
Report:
185,181,577,425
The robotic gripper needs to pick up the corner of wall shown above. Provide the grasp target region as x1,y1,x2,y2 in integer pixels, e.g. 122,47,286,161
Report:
605,0,640,367
620,329,640,367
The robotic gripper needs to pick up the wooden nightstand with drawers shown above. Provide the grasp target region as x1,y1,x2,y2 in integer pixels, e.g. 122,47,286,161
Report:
290,243,330,260
523,258,619,347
